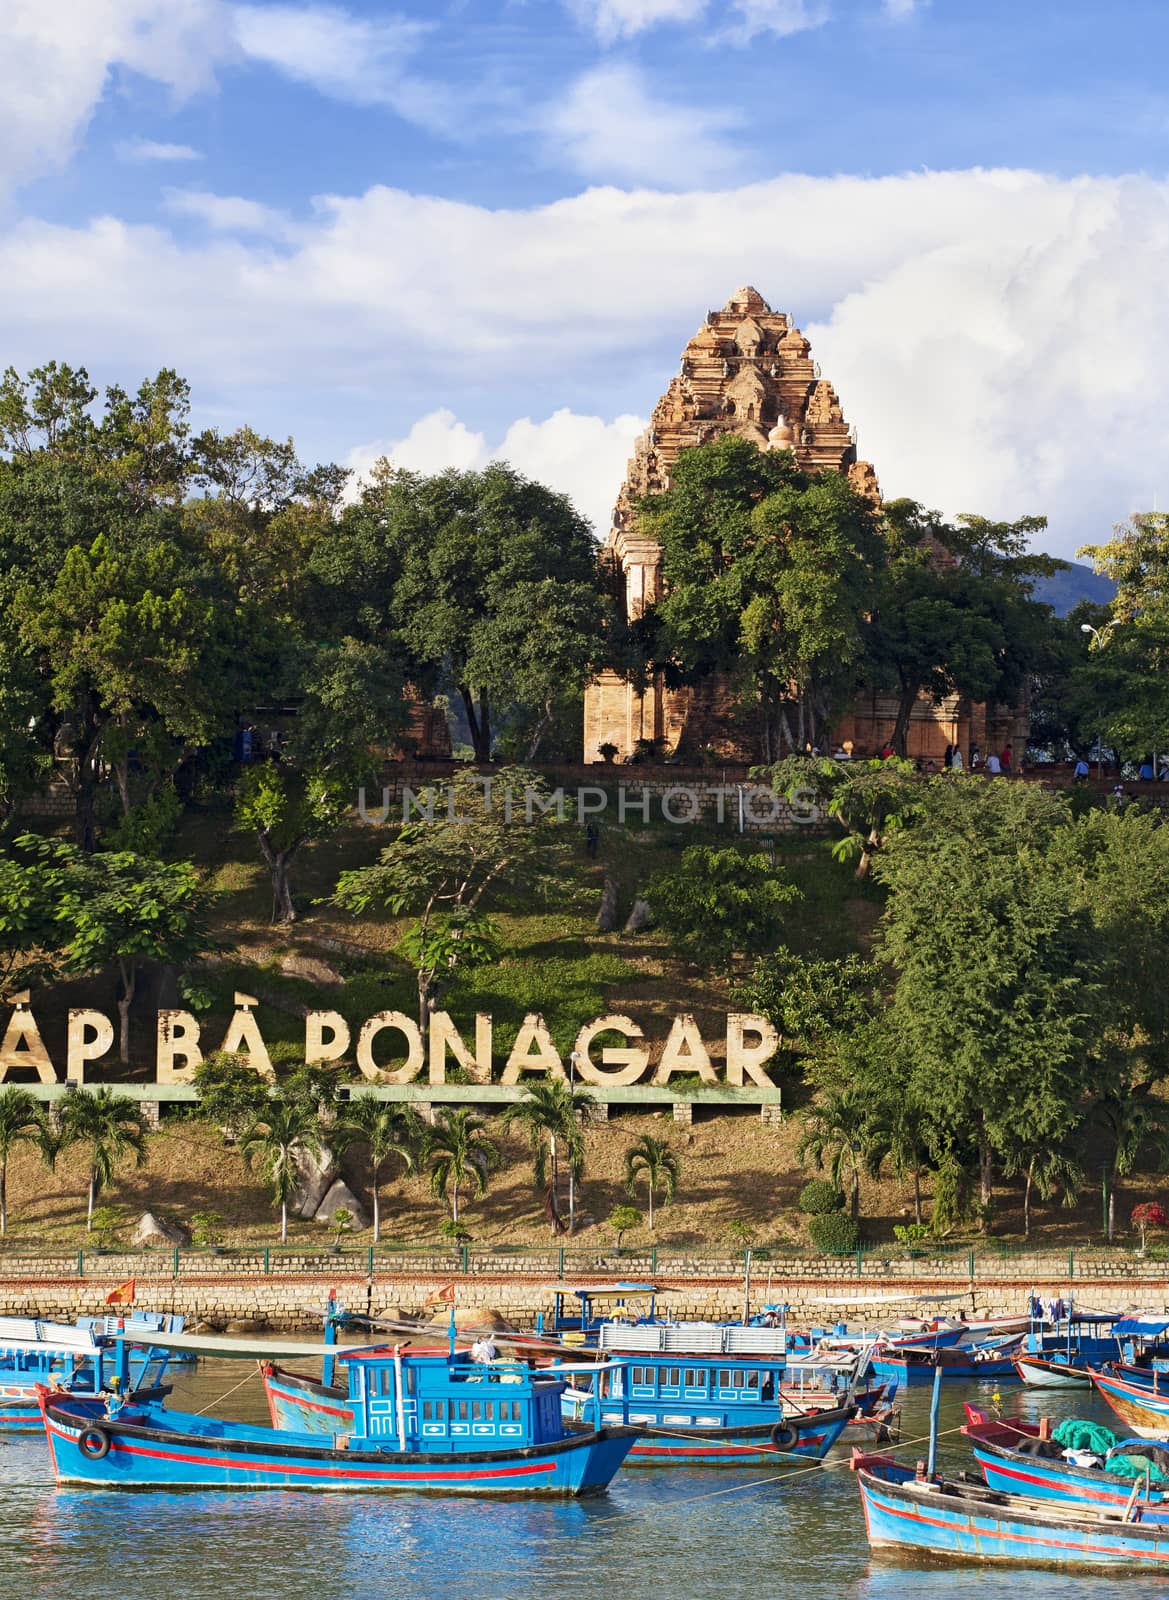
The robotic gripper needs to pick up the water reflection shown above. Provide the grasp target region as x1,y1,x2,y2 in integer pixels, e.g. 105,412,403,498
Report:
3,1364,1166,1600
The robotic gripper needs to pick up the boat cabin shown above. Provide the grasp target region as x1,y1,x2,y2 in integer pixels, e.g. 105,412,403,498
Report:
535,1283,668,1345
0,1317,171,1398
338,1350,600,1451
567,1353,786,1430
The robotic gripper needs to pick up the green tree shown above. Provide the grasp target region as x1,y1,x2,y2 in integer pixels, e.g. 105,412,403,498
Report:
608,1204,641,1252
193,1053,272,1142
874,779,1097,1217
332,1096,421,1244
644,844,800,968
1095,1095,1169,1242
764,755,920,880
1075,514,1169,755
501,1079,588,1237
797,1085,874,1222
377,461,604,761
624,1134,680,1229
333,766,568,1029
643,434,885,759
871,500,1061,755
1000,1141,1083,1241
0,1086,50,1237
19,835,216,1063
236,763,350,924
58,1087,147,1229
12,534,232,848
0,846,66,1002
424,1108,499,1224
239,1092,324,1243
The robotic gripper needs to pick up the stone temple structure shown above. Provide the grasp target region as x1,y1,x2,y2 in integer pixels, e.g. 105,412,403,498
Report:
584,287,1023,765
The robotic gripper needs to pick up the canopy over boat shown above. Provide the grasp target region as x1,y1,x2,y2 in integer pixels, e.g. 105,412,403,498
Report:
1114,1314,1169,1338
542,1283,670,1299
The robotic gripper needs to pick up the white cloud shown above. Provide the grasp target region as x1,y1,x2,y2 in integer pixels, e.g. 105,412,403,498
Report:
116,138,203,163
723,0,829,42
565,0,706,42
0,0,229,189
228,3,447,129
3,170,1169,556
163,188,290,234
347,409,646,534
567,0,829,42
883,0,926,16
543,64,744,186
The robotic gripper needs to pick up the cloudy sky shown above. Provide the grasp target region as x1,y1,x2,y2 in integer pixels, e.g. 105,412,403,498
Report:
3,0,1168,554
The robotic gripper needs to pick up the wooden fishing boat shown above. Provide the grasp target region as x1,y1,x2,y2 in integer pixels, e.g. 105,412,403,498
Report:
1012,1353,1092,1389
38,1342,638,1495
871,1339,1022,1386
559,1350,853,1465
965,1414,1169,1518
1090,1366,1169,1437
0,1320,172,1432
853,1451,1169,1567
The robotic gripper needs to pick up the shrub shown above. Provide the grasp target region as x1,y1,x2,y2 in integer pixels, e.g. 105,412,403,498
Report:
808,1213,861,1255
893,1223,930,1248
799,1179,845,1216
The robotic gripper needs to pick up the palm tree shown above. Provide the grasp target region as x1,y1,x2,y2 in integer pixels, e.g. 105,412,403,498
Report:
1002,1143,1084,1240
1098,1093,1169,1241
864,1097,933,1225
797,1087,872,1221
240,1095,324,1244
501,1080,588,1236
58,1087,147,1230
624,1135,680,1229
0,1087,51,1238
331,1096,421,1244
424,1109,499,1225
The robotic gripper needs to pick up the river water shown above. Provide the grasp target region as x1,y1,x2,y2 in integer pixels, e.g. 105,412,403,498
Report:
3,1363,1169,1600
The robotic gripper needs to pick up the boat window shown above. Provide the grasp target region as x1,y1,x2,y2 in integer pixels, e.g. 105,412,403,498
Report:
667,1367,681,1387
423,1401,433,1420
631,1366,644,1386
405,1367,415,1395
685,1369,705,1388
718,1369,732,1389
473,1401,483,1420
456,1401,469,1420
744,1370,760,1389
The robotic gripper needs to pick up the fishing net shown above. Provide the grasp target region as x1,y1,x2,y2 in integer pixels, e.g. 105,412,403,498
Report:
1052,1419,1118,1455
1107,1442,1169,1483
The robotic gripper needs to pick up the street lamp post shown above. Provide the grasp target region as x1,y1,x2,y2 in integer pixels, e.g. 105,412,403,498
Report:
1080,623,1105,779
568,1050,582,1236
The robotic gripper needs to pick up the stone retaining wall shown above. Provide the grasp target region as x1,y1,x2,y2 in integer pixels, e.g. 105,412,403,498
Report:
3,1250,1168,1329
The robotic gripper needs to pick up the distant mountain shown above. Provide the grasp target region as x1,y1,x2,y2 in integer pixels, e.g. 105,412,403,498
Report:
1033,560,1117,617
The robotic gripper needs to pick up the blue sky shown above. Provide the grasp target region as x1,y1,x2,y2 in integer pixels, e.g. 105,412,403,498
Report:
3,0,1169,550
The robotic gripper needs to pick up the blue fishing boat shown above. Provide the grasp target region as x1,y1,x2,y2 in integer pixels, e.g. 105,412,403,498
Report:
534,1282,670,1345
560,1349,853,1464
0,1319,172,1431
870,1337,1022,1386
38,1340,637,1495
852,1451,1169,1567
965,1412,1169,1518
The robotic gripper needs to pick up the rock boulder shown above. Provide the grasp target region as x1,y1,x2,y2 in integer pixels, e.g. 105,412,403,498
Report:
314,1179,369,1232
291,1143,339,1219
132,1211,189,1248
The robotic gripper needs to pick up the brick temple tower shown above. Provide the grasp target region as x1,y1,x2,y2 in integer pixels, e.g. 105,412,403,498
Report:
583,287,1022,765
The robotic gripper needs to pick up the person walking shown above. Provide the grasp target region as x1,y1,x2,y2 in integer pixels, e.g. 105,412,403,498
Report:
1000,745,1012,775
951,747,964,772
985,751,1002,777
943,742,954,769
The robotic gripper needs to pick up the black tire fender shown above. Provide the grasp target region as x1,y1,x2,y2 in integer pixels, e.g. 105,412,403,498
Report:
78,1425,111,1460
769,1421,799,1451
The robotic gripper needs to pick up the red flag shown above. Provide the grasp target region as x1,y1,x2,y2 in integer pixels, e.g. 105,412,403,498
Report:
424,1282,456,1306
105,1278,135,1306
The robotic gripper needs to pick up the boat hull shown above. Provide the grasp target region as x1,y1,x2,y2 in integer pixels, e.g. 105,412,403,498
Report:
972,1437,1169,1517
613,1404,853,1465
41,1395,637,1496
871,1355,1019,1386
857,1461,1169,1568
1012,1357,1091,1389
1091,1368,1169,1438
